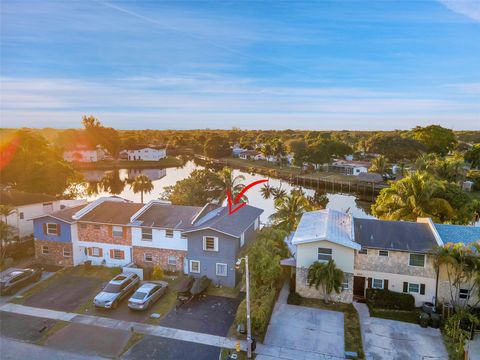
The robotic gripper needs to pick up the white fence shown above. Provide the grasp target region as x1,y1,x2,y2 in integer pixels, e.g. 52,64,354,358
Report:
122,262,144,280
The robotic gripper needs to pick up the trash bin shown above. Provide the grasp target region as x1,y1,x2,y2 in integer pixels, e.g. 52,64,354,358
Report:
419,312,430,328
430,313,441,328
422,302,436,314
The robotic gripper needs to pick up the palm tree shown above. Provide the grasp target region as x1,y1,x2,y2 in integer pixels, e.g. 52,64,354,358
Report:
130,174,154,204
372,172,454,222
260,183,274,199
0,204,15,223
307,190,329,210
215,167,246,204
101,170,126,195
369,155,387,174
269,190,311,232
307,260,344,304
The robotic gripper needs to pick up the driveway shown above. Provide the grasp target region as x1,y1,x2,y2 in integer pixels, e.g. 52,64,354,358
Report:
0,310,58,343
23,274,103,312
354,302,448,360
0,271,54,306
160,295,241,336
122,335,220,360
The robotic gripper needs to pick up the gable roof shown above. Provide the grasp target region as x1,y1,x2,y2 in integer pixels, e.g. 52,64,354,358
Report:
182,204,263,238
0,189,56,207
291,208,360,250
78,202,144,225
354,218,437,253
434,224,480,246
30,204,88,223
131,202,202,229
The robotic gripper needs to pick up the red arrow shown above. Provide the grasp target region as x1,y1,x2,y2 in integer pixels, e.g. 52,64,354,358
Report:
227,179,268,215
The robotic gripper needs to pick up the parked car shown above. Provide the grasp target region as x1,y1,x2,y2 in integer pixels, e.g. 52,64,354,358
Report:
93,272,140,309
128,281,168,311
0,268,42,296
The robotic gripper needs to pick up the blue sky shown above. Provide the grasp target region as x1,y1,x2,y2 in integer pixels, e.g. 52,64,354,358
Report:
1,0,479,130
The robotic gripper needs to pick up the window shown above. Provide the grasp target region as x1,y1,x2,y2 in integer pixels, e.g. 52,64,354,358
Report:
41,246,49,255
63,248,71,257
341,276,349,291
142,228,153,241
80,223,87,229
112,249,124,260
190,260,200,273
167,256,177,266
94,224,101,229
144,253,153,262
408,283,420,293
203,236,218,251
317,248,332,262
372,279,384,289
92,247,101,257
459,289,471,300
216,263,228,277
46,223,58,235
409,254,425,267
165,229,174,238
112,226,123,237
358,248,368,255
378,250,389,257
19,212,24,220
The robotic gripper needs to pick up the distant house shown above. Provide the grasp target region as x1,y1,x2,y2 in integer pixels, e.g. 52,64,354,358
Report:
357,172,383,183
0,188,86,237
331,160,369,176
124,146,166,161
232,144,247,157
63,145,105,162
239,150,262,160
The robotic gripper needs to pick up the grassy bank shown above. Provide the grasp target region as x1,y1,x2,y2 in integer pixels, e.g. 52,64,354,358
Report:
72,156,183,170
368,307,420,324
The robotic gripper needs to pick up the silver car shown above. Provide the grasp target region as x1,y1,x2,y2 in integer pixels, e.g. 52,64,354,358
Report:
93,273,140,309
128,282,168,311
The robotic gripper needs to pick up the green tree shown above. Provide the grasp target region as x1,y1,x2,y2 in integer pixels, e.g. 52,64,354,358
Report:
260,183,274,200
216,167,246,204
270,189,312,232
100,170,126,195
412,125,457,155
366,133,425,161
0,205,16,223
369,155,387,174
465,144,480,169
130,174,154,204
307,260,344,304
204,135,230,158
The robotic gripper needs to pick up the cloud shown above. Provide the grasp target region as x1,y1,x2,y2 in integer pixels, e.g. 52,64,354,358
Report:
439,0,480,22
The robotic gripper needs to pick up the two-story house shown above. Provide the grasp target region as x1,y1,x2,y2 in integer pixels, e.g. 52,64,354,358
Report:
124,146,166,161
182,204,263,288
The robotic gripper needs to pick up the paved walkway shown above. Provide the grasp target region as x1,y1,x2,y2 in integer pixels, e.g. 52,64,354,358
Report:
353,302,448,360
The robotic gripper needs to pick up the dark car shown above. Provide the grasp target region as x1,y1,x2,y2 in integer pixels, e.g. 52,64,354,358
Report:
93,272,140,309
0,268,43,296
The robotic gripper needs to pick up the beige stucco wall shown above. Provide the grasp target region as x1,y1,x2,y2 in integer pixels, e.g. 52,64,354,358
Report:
437,264,479,307
296,267,353,303
296,240,355,273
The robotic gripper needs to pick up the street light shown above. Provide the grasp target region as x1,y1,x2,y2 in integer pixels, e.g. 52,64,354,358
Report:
236,256,252,358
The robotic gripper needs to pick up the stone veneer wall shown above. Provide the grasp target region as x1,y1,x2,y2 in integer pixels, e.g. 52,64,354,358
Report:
354,250,436,278
35,240,73,267
133,246,186,273
295,267,353,303
437,279,479,307
78,223,131,246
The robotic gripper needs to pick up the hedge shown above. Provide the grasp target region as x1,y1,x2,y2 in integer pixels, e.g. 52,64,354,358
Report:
366,288,415,311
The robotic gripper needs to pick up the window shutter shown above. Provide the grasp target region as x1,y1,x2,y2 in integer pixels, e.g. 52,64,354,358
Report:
384,279,389,290
420,284,426,295
119,250,125,260
87,247,92,256
57,224,61,236
108,226,112,237
110,249,114,258
98,248,103,257
43,223,47,235
367,278,372,288
403,282,408,293
122,227,126,240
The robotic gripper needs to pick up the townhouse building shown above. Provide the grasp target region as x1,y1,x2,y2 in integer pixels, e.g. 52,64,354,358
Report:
124,146,166,161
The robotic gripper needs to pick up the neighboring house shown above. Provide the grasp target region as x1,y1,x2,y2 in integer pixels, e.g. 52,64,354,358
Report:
239,150,261,160
130,200,203,273
0,188,86,237
63,145,105,162
124,146,166,161
331,160,370,176
182,204,263,288
288,208,480,307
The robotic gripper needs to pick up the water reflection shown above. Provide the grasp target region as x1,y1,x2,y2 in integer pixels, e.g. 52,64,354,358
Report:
80,161,374,221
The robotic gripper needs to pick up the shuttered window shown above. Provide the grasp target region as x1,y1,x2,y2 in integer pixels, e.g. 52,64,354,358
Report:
203,236,218,251
111,249,124,260
46,223,59,236
372,279,384,289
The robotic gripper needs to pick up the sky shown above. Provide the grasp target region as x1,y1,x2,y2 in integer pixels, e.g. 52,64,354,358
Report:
1,0,479,130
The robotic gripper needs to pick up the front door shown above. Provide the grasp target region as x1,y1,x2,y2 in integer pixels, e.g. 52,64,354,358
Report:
353,276,366,297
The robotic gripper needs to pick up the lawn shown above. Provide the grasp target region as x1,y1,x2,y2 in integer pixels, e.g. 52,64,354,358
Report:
71,156,183,169
299,298,364,358
368,307,421,324
207,282,241,299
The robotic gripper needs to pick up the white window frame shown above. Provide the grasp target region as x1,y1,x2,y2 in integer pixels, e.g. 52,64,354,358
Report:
41,245,49,255
63,248,71,257
408,283,420,293
46,223,58,235
409,253,425,267
167,256,177,266
190,260,200,273
372,279,384,289
203,236,218,252
92,247,101,257
112,226,123,237
459,288,471,300
378,250,389,257
317,247,332,262
165,229,174,238
141,228,153,241
144,253,153,262
216,263,228,277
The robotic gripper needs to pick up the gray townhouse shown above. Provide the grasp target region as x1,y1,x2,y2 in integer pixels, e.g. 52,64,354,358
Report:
182,204,263,288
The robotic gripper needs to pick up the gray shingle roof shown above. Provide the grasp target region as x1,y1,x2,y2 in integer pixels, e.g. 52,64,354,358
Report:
79,202,144,225
183,204,263,237
0,189,56,206
134,203,202,229
30,204,88,223
354,218,437,253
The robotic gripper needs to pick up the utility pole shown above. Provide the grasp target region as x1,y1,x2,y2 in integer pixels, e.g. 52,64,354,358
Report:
245,255,252,358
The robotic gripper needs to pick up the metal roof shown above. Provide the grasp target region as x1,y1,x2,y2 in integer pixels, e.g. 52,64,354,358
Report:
434,224,480,246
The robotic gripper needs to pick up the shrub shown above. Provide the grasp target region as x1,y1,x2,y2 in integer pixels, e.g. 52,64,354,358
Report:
235,288,277,337
366,288,415,311
151,266,164,280
287,291,302,305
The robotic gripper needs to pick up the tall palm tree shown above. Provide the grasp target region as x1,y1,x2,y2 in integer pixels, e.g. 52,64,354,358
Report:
269,190,311,232
260,183,274,199
130,174,154,204
307,260,344,304
369,155,386,174
372,172,454,222
0,204,15,223
101,170,126,195
216,167,246,204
